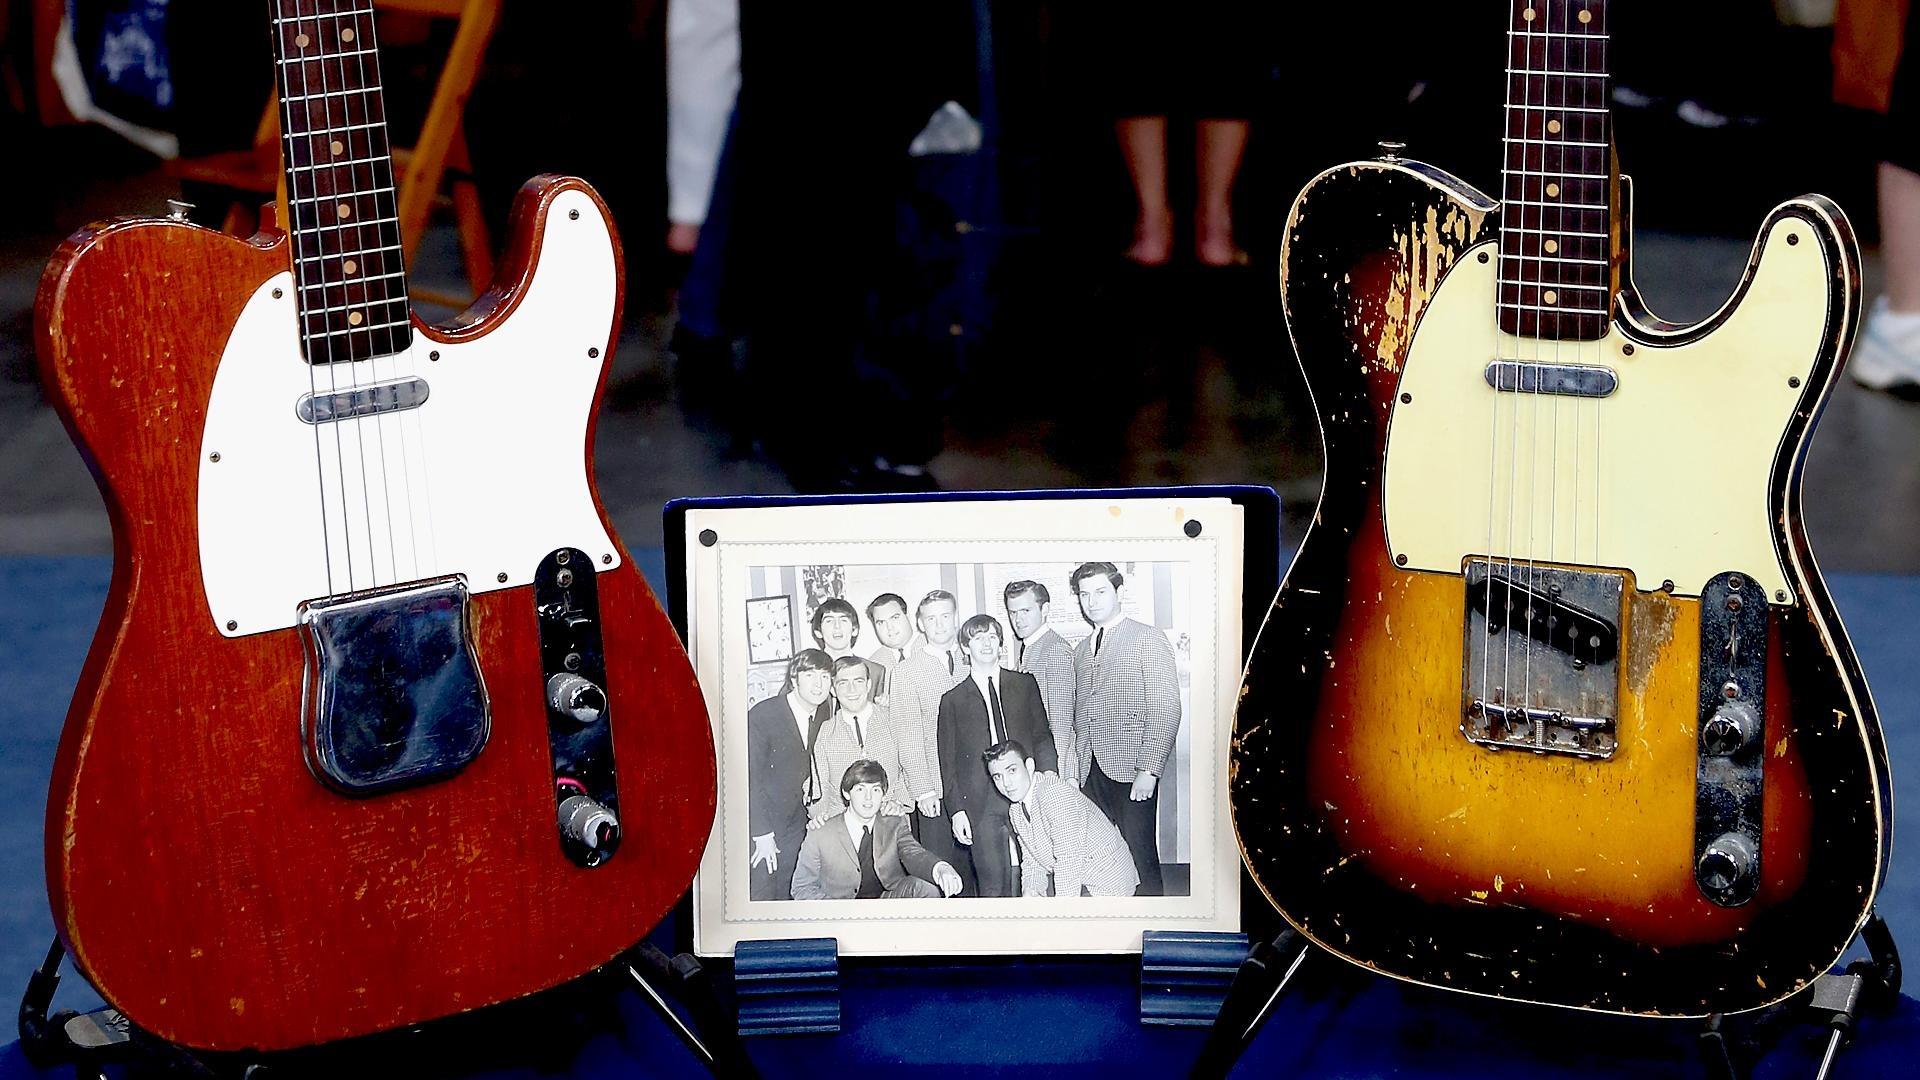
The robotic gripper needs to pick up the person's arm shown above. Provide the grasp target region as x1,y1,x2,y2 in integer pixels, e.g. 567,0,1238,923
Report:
1137,630,1182,781
936,692,966,820
746,707,774,841
892,667,938,807
1046,784,1093,899
789,829,827,900
1015,673,1058,773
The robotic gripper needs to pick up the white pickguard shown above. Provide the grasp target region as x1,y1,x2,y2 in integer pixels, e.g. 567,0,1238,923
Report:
1382,218,1833,601
198,187,620,637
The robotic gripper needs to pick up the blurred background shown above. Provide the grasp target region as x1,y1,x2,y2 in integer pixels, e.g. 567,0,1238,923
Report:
0,0,1917,1058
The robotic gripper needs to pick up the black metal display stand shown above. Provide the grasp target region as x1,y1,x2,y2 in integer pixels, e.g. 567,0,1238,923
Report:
1191,913,1902,1080
17,936,758,1079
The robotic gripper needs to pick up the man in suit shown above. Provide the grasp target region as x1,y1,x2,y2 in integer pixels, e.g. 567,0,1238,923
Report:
1070,561,1180,896
1005,580,1080,785
986,740,1139,898
886,590,968,865
792,760,964,900
809,655,909,825
746,648,833,900
937,614,1058,897
864,592,915,702
811,597,888,700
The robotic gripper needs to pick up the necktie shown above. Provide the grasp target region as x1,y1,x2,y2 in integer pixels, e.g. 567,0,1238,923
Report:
1094,628,1104,655
856,825,882,898
1018,640,1026,667
988,677,1004,744
854,715,865,748
898,648,907,663
946,651,955,676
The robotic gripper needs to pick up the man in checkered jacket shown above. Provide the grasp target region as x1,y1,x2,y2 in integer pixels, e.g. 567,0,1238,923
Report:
885,590,968,865
987,740,1139,898
1004,579,1081,784
1069,561,1180,895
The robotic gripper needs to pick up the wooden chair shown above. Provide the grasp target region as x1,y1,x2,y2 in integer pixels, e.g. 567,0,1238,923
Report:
167,0,502,305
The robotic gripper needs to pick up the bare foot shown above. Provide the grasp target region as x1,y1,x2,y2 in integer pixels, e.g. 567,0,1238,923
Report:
1126,208,1173,266
1195,205,1244,267
667,222,701,255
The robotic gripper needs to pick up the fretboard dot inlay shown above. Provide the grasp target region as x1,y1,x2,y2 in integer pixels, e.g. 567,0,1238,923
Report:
1545,240,1559,254
337,204,352,219
1547,120,1562,134
343,259,358,275
1546,183,1560,197
330,140,344,155
1544,290,1559,305
347,311,364,326
341,29,355,42
1579,9,1593,22
1523,7,1536,20
295,33,309,47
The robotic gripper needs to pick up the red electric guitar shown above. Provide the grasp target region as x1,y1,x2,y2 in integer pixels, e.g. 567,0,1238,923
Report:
35,0,714,1050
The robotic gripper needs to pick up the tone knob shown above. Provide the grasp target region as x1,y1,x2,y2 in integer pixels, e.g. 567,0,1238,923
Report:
166,198,195,221
1697,832,1759,905
1701,700,1760,756
559,794,620,865
546,672,606,725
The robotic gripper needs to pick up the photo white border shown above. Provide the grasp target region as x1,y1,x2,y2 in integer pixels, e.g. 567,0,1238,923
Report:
684,496,1244,956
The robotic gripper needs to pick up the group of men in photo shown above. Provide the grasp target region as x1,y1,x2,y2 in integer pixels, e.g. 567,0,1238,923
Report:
746,562,1183,902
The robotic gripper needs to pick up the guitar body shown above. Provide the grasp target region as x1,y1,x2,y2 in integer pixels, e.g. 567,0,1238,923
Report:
1233,158,1890,1016
37,176,716,1050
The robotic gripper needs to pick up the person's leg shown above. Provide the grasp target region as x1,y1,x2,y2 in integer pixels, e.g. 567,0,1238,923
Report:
1116,116,1173,265
883,876,945,898
1117,788,1163,895
972,811,1014,897
1881,162,1920,313
1194,118,1250,266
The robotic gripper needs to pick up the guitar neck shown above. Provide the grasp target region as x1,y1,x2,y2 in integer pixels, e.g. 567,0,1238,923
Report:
270,0,412,365
1498,0,1612,342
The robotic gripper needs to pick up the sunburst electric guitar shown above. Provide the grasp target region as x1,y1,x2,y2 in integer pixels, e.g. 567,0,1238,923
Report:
1233,1,1890,1016
36,0,715,1051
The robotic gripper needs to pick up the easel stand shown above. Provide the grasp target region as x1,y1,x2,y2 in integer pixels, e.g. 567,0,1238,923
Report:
17,938,758,1079
1191,914,1901,1080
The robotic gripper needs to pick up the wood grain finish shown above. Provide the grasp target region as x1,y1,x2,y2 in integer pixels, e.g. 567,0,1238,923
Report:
1233,159,1888,1016
36,175,716,1051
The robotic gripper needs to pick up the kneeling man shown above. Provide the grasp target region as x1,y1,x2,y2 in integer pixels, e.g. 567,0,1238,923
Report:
792,760,965,900
987,740,1139,898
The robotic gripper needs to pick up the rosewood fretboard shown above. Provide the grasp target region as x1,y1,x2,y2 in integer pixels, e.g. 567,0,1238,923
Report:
271,0,412,365
1498,0,1612,342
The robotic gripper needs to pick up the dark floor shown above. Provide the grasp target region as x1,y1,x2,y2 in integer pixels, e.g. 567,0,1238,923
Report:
3,137,1919,576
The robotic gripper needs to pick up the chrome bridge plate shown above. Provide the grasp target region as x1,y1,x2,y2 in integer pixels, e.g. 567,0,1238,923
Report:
299,575,490,795
1461,560,1623,759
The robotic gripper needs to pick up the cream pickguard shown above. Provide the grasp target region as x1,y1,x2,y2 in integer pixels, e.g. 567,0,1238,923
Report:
197,186,620,637
1382,210,1843,601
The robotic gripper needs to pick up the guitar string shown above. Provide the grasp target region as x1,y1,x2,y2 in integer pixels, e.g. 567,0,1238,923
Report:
318,0,389,591
1522,0,1549,728
279,0,337,599
356,0,438,581
1502,0,1531,726
1486,0,1519,725
346,0,411,583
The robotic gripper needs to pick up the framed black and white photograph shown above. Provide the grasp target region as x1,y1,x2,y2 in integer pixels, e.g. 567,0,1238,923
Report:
679,495,1245,956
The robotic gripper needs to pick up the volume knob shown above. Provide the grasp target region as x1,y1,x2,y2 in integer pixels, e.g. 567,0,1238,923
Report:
559,794,620,866
546,672,607,725
1702,700,1760,756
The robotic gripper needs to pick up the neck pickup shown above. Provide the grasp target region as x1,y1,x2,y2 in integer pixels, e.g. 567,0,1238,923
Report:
1484,360,1617,398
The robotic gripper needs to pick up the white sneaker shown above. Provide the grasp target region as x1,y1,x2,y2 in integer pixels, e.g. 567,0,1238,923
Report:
1851,296,1920,400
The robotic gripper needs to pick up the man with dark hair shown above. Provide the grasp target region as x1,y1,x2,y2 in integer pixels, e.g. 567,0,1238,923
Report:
1069,561,1180,895
809,655,909,825
811,597,886,702
792,761,963,900
937,614,1058,896
746,648,834,900
1005,579,1080,784
863,592,915,702
887,590,968,864
986,741,1139,898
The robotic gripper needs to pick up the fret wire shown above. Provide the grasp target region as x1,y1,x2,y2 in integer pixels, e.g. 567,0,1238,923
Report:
1498,302,1609,313
300,269,408,288
1507,103,1609,114
1504,199,1608,210
1502,137,1609,149
1506,69,1609,78
1496,279,1610,292
305,297,413,317
1504,29,1609,39
307,317,414,338
291,187,398,203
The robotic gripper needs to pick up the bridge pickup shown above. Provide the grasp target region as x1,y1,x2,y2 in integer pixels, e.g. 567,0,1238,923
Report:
1466,566,1619,666
296,375,430,424
1460,561,1623,759
1483,360,1617,398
